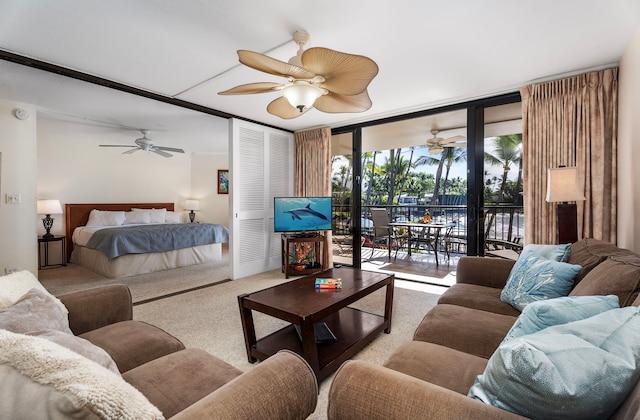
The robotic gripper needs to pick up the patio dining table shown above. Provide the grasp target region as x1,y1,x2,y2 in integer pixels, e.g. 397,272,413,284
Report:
389,222,454,266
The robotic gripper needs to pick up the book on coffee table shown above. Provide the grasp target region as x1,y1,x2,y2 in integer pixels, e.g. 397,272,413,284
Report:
294,322,337,344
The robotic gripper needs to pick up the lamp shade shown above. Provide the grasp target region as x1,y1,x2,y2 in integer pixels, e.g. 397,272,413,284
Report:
37,199,63,215
184,200,200,211
546,167,586,203
282,81,323,112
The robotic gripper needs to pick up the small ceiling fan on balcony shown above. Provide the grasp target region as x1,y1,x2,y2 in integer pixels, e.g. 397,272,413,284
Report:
99,130,185,158
218,31,379,119
426,130,466,154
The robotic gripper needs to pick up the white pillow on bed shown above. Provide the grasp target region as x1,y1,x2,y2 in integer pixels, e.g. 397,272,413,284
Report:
86,210,125,227
124,211,151,225
165,211,182,224
132,208,166,223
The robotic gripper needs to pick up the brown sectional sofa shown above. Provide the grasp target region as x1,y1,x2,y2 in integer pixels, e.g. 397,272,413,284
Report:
328,239,640,419
3,283,317,419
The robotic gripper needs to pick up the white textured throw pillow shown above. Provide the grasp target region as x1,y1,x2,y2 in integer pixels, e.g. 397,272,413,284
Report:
86,209,126,227
124,210,152,224
0,329,163,420
0,270,67,314
164,211,182,224
132,208,167,224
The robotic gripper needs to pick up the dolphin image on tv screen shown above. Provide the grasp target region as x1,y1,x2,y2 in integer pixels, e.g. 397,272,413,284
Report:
286,204,329,221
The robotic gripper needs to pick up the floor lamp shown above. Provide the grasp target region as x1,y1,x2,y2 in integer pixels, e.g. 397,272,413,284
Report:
546,167,585,244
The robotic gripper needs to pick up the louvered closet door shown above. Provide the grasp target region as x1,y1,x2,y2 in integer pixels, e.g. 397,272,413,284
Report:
229,118,293,279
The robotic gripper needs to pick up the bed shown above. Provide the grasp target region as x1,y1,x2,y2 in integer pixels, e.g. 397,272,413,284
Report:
65,203,229,278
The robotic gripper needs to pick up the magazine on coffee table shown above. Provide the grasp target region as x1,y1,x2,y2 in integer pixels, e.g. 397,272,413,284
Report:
294,322,337,344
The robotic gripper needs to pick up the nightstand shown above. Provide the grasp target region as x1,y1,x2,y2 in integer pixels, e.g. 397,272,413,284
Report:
38,235,67,269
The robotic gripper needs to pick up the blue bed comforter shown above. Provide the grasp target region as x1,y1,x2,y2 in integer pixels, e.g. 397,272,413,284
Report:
85,223,229,259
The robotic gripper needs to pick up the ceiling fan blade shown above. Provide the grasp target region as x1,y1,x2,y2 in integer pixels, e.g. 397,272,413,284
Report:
302,47,379,95
122,148,140,155
440,135,467,145
218,82,284,95
237,50,316,79
152,149,173,158
314,91,372,114
155,146,185,153
266,96,308,119
99,144,138,148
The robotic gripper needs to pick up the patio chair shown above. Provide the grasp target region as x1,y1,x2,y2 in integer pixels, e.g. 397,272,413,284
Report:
370,208,408,260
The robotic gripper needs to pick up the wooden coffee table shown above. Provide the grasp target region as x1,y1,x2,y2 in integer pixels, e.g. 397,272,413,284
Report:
238,267,394,381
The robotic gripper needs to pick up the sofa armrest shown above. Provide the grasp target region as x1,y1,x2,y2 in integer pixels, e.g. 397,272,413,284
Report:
170,350,318,420
456,256,516,289
58,285,133,335
328,360,525,420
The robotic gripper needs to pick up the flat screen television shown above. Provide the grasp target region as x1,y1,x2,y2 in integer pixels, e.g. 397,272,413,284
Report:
274,197,332,234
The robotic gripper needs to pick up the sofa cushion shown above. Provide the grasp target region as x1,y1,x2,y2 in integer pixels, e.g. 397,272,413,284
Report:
500,255,582,311
570,255,640,306
569,238,634,283
383,341,488,395
503,294,619,343
0,329,162,420
80,320,185,373
123,348,243,418
0,288,72,334
413,304,517,359
519,243,571,262
468,306,640,419
437,283,521,316
0,269,67,313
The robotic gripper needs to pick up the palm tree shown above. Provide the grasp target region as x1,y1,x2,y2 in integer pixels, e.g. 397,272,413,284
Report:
484,135,522,204
414,151,443,206
441,147,467,200
484,134,523,238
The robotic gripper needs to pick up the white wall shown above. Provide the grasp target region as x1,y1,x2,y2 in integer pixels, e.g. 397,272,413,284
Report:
618,25,640,252
191,154,229,226
0,99,38,275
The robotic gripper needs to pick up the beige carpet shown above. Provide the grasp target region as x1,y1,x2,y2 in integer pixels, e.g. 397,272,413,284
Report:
40,257,446,419
38,250,230,304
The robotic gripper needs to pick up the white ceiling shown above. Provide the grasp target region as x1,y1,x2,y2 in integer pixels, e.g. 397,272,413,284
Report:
0,0,638,154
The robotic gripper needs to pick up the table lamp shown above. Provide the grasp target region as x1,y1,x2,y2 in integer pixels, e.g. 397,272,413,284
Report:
184,199,200,223
37,199,63,239
546,167,585,244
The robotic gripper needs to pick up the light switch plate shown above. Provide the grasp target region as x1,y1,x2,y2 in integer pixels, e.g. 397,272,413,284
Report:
5,194,20,204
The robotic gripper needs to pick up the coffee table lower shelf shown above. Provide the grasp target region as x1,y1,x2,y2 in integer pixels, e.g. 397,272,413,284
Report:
250,307,387,381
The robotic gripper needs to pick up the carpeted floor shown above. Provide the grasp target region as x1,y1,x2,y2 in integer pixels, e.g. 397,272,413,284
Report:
38,250,230,304
39,255,446,419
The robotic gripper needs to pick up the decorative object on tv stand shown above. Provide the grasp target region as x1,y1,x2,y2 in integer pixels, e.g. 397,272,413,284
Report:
546,166,585,244
184,200,200,223
37,199,63,239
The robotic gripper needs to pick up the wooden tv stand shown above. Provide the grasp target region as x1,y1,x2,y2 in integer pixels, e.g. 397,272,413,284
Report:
281,232,328,278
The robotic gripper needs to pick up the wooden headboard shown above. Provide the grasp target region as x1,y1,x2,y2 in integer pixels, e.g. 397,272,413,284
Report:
64,203,175,261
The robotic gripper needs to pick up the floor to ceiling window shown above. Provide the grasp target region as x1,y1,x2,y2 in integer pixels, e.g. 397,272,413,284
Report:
331,93,522,277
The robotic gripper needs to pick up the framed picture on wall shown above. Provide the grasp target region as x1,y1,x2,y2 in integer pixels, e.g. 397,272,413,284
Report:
218,169,229,194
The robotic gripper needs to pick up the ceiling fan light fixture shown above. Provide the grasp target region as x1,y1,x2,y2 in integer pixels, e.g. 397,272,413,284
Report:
429,145,444,155
282,81,323,113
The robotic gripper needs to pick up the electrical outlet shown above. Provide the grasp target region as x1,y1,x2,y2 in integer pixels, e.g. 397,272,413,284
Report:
4,268,19,274
5,194,20,204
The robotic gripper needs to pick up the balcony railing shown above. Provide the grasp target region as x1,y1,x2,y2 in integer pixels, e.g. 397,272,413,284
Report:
331,204,524,252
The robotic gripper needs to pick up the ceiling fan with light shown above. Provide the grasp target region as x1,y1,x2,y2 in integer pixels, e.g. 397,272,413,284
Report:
426,129,466,154
99,130,185,158
218,31,379,119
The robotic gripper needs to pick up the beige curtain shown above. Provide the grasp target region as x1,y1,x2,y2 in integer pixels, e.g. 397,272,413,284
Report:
294,127,333,266
520,68,618,244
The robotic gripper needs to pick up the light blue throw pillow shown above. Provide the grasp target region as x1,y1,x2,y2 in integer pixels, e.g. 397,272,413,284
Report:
469,306,640,419
503,295,619,343
518,243,572,262
500,255,582,311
